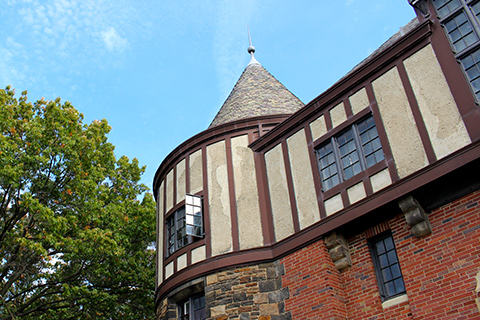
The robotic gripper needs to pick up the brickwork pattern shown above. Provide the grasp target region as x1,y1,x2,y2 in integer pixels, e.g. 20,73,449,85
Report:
281,241,347,319
392,190,480,319
280,190,480,319
205,262,290,320
340,231,389,319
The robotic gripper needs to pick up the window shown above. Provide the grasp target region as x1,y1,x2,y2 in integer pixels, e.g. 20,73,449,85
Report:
315,115,384,191
166,194,203,256
178,293,206,320
433,0,480,100
369,233,406,301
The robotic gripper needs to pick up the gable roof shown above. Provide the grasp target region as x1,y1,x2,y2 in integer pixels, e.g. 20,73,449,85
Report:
209,58,304,128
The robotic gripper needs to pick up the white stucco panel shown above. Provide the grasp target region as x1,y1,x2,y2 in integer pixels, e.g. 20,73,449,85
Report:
286,129,321,229
404,44,471,160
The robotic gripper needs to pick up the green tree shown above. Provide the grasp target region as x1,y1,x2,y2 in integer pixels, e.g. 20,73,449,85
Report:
0,87,156,319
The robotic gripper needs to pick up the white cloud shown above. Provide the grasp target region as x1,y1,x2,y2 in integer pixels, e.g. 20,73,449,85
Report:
1,0,145,94
101,27,128,52
345,0,355,6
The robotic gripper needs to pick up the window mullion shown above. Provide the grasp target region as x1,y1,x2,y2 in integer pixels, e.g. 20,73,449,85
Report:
173,211,178,252
332,136,345,183
189,297,193,320
465,2,480,42
352,123,367,171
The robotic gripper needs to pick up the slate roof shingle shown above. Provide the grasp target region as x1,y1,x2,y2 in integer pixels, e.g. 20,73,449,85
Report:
209,61,304,128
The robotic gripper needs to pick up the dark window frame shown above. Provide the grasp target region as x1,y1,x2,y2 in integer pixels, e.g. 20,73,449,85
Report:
368,232,407,301
315,114,385,191
177,292,206,320
433,0,480,101
166,194,204,257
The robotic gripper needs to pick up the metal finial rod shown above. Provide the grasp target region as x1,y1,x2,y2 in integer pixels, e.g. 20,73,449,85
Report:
247,26,255,54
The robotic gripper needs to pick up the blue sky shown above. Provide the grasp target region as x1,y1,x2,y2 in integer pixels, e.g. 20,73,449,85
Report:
1,0,416,191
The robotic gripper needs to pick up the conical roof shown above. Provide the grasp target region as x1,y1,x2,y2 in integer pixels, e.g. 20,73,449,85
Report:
209,54,304,128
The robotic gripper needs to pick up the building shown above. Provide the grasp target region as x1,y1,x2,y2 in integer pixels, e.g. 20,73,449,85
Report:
153,1,480,319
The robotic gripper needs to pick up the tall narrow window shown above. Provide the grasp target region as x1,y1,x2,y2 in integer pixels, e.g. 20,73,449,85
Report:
166,194,203,256
369,233,406,301
433,0,480,100
315,115,384,191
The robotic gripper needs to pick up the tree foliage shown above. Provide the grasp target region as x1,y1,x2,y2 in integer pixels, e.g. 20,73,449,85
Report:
0,87,156,319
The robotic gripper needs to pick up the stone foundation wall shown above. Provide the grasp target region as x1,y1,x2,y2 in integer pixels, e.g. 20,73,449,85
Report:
205,262,290,320
156,297,177,320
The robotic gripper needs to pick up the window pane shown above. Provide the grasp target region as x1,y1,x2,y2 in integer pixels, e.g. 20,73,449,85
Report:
444,12,478,53
330,175,340,187
358,116,383,168
372,137,381,150
327,153,335,164
387,250,398,264
375,240,386,254
394,278,406,293
317,147,326,158
382,268,393,281
391,264,402,278
385,281,396,297
433,0,461,18
194,215,202,226
366,154,376,168
465,32,478,47
319,157,328,168
454,38,467,52
463,54,475,68
344,166,353,180
472,2,480,24
461,49,480,100
352,162,362,176
472,77,480,91
347,140,356,152
466,63,480,79
450,28,462,42
379,253,389,268
363,142,373,155
384,236,394,250
318,140,341,190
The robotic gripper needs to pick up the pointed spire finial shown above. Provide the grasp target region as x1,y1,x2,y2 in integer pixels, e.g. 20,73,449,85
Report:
247,26,260,65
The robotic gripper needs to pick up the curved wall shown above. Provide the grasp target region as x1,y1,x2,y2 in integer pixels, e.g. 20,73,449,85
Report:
154,116,288,293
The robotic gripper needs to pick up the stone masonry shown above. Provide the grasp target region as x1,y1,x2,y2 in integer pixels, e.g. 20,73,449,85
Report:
205,262,290,320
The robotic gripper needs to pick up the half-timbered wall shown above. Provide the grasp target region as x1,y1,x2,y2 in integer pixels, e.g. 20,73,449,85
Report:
154,7,480,312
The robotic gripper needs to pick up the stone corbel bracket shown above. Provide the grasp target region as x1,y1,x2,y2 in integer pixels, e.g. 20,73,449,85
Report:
398,195,432,238
324,231,352,271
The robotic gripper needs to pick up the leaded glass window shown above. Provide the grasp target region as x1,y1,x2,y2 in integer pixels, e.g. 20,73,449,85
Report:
433,0,480,101
316,115,384,191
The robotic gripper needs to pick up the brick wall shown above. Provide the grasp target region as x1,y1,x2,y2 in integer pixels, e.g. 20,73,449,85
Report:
393,190,480,319
280,190,480,319
281,241,347,319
